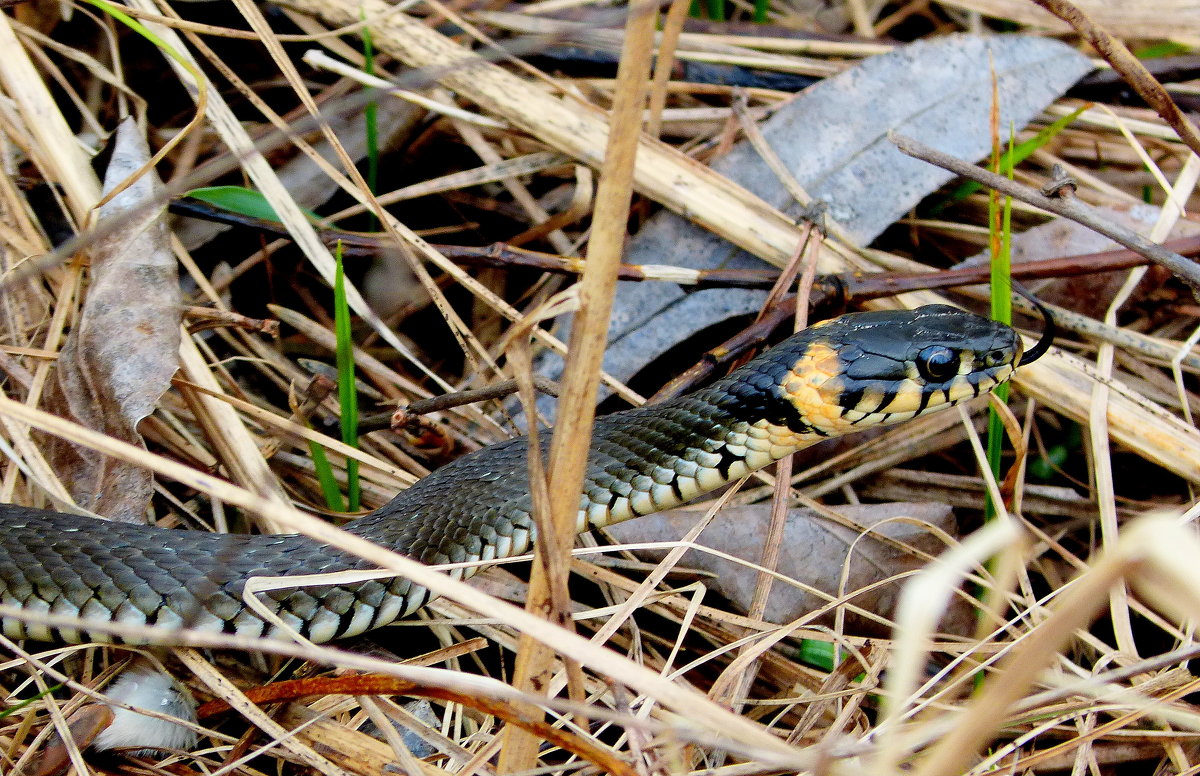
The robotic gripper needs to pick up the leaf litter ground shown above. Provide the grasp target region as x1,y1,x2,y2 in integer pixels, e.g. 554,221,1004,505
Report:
2,1,1200,775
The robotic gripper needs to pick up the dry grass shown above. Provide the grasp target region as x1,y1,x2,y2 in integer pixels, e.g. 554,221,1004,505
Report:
2,1,1200,775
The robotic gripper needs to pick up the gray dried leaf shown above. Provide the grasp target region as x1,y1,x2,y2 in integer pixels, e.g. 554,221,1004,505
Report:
42,117,181,521
605,502,971,636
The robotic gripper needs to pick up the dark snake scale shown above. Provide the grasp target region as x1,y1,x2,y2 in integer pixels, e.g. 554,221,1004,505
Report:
0,305,1025,644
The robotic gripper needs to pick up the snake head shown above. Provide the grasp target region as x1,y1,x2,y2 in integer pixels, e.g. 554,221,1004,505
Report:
770,304,1022,437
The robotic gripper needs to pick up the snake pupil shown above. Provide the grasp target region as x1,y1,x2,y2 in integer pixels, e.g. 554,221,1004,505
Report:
916,345,959,382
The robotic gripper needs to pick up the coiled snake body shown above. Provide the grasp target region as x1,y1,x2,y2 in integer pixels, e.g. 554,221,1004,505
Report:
0,306,1026,644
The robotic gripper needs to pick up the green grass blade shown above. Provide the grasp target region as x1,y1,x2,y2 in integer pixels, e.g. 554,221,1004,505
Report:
984,126,1016,522
82,0,197,77
1135,41,1192,58
0,684,62,719
309,439,346,512
185,185,320,223
796,639,835,671
334,242,361,511
990,128,1015,326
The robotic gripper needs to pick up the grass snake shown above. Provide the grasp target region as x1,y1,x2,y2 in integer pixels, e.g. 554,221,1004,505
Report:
0,305,1038,644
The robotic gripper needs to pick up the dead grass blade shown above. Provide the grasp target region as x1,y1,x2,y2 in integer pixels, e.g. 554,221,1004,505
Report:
908,512,1200,776
0,16,100,221
503,2,656,763
1030,0,1200,159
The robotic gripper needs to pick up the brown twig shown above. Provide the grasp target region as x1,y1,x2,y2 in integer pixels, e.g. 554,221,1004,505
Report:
1029,0,1200,160
195,674,639,776
403,376,558,418
259,373,336,462
184,306,280,336
890,131,1200,293
291,375,337,421
650,293,806,402
358,376,560,434
648,225,1198,402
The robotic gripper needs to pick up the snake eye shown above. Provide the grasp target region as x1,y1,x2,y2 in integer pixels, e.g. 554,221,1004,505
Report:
916,346,959,382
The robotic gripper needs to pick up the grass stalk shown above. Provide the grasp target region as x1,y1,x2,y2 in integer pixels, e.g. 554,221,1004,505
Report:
334,242,361,511
307,242,360,511
498,0,658,766
984,127,1015,521
307,440,346,512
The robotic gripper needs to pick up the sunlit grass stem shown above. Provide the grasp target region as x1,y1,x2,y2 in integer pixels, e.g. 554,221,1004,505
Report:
984,127,1015,521
334,242,361,511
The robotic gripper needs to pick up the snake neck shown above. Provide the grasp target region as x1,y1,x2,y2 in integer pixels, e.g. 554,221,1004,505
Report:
350,352,828,588
576,378,824,534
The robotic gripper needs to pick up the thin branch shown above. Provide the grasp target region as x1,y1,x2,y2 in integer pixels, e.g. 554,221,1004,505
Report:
197,674,640,776
1029,0,1200,160
184,306,280,335
358,376,559,434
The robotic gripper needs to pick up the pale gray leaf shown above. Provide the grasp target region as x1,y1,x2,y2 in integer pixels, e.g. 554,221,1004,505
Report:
605,502,971,635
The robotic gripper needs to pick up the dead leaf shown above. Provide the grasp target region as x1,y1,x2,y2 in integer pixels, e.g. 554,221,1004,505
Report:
605,502,971,636
28,704,114,776
41,117,181,521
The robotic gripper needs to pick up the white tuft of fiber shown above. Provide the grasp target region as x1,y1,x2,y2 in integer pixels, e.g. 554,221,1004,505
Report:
92,662,198,754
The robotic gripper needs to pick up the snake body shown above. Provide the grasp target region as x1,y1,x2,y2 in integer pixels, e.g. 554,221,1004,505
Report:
0,305,1023,644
